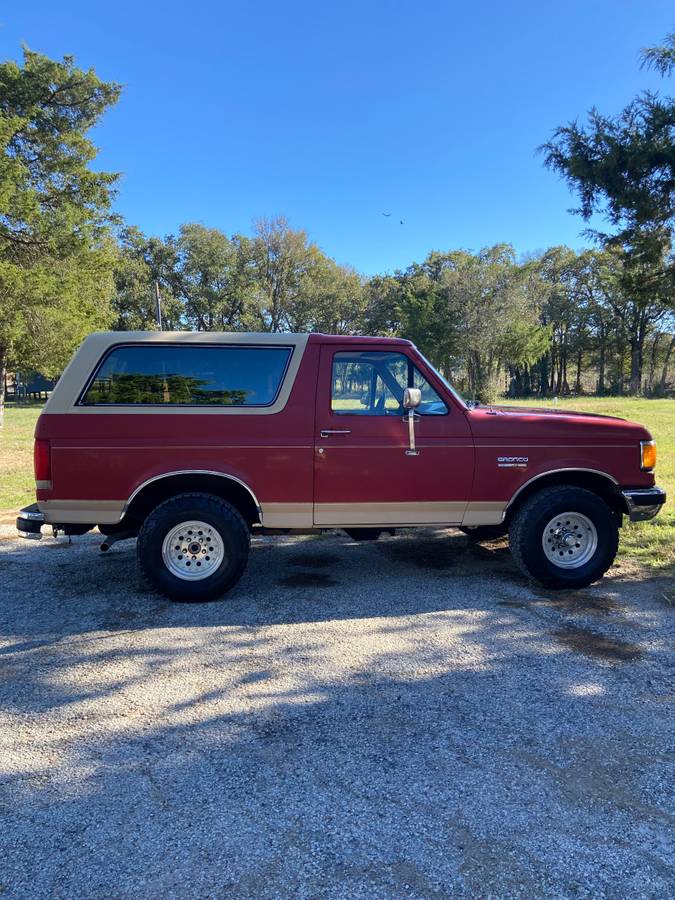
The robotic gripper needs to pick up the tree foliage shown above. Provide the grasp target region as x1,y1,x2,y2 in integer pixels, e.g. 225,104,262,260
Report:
641,30,675,78
0,48,120,422
363,246,549,402
113,226,183,330
542,29,675,392
1,38,674,417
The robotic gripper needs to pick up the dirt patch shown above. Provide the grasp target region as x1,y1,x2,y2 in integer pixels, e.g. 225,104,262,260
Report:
277,572,339,588
537,592,620,616
383,538,463,570
553,626,642,663
467,540,511,560
287,552,339,569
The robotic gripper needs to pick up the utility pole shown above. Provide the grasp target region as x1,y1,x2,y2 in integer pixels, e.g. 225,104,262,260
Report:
154,280,163,330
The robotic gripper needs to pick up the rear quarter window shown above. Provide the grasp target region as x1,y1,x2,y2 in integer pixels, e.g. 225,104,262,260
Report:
81,344,293,407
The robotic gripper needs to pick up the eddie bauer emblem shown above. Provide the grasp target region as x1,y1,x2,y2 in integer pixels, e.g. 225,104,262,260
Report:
497,456,529,468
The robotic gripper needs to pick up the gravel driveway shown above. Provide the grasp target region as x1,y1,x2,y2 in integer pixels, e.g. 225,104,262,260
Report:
0,526,673,898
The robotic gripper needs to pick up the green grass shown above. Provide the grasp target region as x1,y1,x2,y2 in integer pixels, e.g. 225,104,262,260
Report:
0,405,42,517
1,398,672,574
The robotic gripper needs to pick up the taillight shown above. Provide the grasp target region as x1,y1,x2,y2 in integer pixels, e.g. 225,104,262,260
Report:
34,439,52,485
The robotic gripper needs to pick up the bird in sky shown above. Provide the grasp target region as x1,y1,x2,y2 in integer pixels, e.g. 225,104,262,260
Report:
382,212,391,217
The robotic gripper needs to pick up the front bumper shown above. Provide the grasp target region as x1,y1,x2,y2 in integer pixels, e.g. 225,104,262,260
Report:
621,487,667,522
16,503,45,539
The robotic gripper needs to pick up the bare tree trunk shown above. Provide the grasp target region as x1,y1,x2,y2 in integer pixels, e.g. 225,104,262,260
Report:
616,342,625,394
548,346,556,393
629,336,643,395
554,353,562,394
597,324,606,395
647,334,660,394
561,346,570,395
658,334,675,394
0,345,6,429
628,308,649,395
538,352,549,396
574,350,582,394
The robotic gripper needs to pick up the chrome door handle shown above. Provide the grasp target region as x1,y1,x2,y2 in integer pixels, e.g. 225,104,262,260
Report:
320,429,351,437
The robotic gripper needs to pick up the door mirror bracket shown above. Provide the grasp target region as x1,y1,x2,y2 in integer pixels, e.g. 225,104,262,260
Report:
403,388,422,456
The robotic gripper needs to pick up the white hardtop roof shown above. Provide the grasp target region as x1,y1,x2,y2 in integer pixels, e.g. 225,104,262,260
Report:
84,331,309,346
44,331,310,415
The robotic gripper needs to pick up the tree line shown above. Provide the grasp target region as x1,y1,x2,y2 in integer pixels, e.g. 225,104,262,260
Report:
1,34,673,424
111,223,675,402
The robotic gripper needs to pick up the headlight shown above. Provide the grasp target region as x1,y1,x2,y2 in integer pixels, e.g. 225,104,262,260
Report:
640,440,657,471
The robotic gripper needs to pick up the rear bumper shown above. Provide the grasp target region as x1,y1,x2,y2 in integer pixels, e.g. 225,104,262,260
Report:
621,487,667,522
16,503,45,539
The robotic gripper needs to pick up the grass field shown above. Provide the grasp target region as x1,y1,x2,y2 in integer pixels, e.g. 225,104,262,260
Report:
1,398,672,574
0,405,43,520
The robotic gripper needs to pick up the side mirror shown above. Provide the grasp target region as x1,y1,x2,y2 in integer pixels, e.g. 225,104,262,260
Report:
403,387,422,409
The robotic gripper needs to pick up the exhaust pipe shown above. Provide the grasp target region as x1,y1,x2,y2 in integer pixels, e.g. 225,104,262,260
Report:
100,531,136,552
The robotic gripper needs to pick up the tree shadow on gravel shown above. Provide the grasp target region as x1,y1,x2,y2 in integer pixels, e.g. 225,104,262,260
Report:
1,528,673,895
0,598,672,898
0,528,669,644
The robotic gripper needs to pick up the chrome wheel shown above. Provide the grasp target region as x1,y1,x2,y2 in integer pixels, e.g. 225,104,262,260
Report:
161,520,225,580
542,511,598,569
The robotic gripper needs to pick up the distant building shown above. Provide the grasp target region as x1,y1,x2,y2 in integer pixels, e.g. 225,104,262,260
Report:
4,372,56,402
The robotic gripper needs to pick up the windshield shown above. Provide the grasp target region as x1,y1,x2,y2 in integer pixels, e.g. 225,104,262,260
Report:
415,350,469,408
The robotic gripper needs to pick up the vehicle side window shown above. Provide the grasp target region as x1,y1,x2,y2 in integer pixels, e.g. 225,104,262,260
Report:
82,345,292,406
331,351,448,415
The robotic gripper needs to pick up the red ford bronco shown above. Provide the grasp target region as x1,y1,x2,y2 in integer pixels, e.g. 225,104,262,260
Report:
17,331,665,601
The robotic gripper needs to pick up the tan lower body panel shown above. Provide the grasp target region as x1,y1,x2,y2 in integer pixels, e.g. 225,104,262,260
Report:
37,499,507,529
311,502,506,528
38,499,125,525
461,501,507,526
313,501,469,527
311,501,506,528
262,502,508,529
261,503,314,528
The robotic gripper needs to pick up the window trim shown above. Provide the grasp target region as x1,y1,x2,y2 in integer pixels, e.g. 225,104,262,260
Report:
77,342,295,409
329,350,449,417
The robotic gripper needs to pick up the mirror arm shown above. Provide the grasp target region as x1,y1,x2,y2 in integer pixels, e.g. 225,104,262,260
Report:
405,408,420,456
402,387,421,455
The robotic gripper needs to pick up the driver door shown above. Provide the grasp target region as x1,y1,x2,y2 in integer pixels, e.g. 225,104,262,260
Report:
313,345,474,526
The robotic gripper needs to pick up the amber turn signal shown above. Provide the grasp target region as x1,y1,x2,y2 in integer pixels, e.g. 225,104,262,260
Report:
640,440,657,471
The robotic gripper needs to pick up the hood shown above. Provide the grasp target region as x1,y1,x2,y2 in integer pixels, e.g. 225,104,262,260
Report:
488,404,625,421
467,404,652,442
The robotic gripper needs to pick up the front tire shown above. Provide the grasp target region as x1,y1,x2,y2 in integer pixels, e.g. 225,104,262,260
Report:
509,486,619,589
137,493,250,602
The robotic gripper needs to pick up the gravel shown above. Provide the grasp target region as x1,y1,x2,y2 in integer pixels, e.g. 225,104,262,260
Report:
0,525,673,898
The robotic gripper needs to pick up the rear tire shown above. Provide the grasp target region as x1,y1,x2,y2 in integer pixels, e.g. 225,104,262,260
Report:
509,486,619,589
137,492,250,602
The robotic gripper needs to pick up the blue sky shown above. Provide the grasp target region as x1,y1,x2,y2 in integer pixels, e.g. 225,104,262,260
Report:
2,1,673,273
